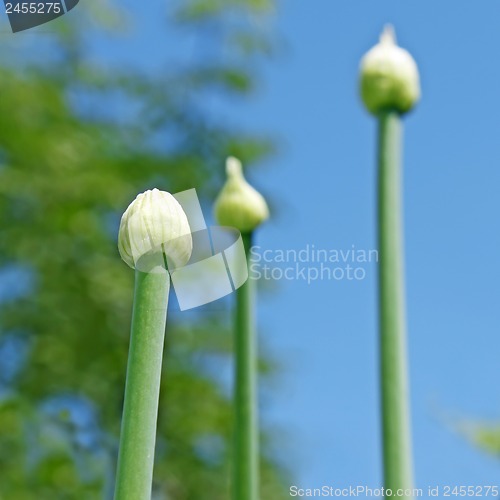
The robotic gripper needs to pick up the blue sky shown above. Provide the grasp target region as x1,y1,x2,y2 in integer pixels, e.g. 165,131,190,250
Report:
247,1,500,490
7,0,500,493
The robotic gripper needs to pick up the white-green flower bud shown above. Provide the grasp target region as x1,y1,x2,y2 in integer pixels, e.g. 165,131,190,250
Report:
360,25,420,115
214,157,269,233
118,188,193,271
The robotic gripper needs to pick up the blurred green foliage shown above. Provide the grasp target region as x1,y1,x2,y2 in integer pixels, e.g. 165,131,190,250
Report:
467,426,500,457
0,1,287,498
457,420,500,459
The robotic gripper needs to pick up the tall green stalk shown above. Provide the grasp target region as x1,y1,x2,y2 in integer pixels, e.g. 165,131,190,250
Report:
377,110,413,498
116,188,192,499
233,231,259,500
214,156,268,500
114,267,170,500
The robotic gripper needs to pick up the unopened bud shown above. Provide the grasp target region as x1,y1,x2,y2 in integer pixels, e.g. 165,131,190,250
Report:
214,157,269,233
118,188,193,271
360,25,420,115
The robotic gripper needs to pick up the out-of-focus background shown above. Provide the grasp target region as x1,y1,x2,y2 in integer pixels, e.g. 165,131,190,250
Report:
1,1,500,498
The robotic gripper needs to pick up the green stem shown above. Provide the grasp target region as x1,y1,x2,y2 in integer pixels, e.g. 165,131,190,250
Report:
377,110,414,499
233,231,259,500
114,265,170,500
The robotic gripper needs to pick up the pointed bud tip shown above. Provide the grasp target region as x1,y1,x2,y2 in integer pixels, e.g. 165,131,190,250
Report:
380,24,396,45
226,156,243,177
